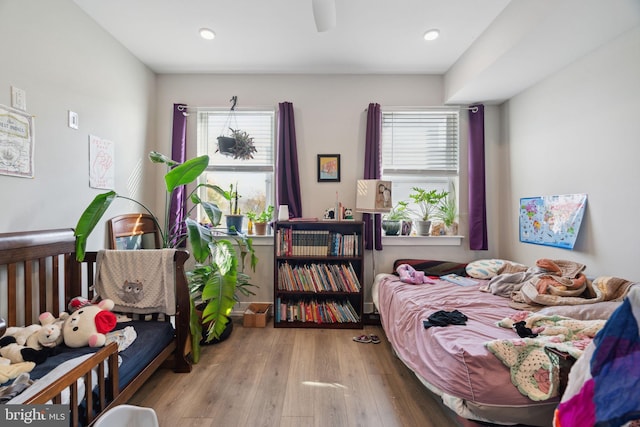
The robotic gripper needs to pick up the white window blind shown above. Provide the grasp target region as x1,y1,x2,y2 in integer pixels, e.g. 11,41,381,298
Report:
381,110,459,176
198,110,274,170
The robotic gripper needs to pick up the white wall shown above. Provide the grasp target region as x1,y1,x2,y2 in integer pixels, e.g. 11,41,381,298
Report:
156,74,500,305
498,27,640,280
0,0,156,252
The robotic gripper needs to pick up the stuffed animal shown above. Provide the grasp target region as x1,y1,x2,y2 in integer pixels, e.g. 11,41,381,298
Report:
2,311,68,350
38,311,69,348
67,296,92,313
0,342,50,365
0,324,42,347
396,263,435,285
0,321,55,365
62,299,117,348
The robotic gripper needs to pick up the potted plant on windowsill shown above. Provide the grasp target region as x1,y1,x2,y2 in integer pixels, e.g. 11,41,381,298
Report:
214,183,244,235
408,187,449,236
382,201,412,236
435,186,458,236
73,151,257,364
247,205,274,236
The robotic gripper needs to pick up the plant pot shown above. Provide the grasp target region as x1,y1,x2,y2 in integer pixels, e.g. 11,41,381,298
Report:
382,220,401,236
226,214,244,235
196,303,233,345
217,136,237,157
254,221,268,235
401,220,413,236
445,222,459,236
415,220,431,236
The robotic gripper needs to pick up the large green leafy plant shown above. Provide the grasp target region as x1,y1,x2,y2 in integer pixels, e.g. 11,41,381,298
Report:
74,151,257,363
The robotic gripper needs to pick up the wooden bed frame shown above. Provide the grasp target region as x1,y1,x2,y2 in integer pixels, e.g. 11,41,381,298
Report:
0,228,192,425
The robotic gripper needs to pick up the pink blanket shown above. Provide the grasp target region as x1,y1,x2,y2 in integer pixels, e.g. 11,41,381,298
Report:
376,274,558,408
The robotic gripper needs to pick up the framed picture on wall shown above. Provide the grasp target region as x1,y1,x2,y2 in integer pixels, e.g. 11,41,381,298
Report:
317,154,340,182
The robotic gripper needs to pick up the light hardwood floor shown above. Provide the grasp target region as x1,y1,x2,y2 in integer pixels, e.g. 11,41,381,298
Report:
129,318,463,427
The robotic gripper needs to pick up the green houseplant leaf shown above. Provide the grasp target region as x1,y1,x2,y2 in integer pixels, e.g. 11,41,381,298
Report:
185,218,212,264
164,155,209,193
74,191,117,261
200,239,238,341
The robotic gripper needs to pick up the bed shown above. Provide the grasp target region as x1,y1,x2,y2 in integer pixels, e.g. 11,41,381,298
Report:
372,258,637,426
0,228,192,426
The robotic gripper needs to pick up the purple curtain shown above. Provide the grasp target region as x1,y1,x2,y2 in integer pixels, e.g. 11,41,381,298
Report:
363,103,382,250
468,104,488,250
169,103,188,247
276,102,302,218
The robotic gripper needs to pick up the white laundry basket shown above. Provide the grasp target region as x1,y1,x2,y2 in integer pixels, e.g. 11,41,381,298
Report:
93,404,159,427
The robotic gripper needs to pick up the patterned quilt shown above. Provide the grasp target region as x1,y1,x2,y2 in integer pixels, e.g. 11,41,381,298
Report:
486,313,605,401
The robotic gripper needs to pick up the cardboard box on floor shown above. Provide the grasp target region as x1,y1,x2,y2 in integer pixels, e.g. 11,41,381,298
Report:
243,303,272,328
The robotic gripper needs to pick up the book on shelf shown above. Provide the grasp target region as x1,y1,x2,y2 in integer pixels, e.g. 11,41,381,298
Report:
277,261,361,293
274,298,360,324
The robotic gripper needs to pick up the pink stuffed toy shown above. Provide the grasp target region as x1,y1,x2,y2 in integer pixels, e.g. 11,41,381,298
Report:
396,264,435,284
62,299,117,348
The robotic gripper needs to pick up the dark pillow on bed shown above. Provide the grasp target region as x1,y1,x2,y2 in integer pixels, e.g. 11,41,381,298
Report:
392,259,469,277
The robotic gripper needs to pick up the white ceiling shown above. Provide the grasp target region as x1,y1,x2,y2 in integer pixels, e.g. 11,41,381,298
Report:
73,0,640,104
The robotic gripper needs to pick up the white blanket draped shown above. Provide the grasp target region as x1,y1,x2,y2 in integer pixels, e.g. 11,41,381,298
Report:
95,249,177,315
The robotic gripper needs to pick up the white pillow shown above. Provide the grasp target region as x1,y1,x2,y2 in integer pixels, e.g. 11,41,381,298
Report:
465,259,506,279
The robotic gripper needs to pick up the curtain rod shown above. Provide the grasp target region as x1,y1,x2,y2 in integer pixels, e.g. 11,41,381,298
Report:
364,105,479,113
176,104,276,116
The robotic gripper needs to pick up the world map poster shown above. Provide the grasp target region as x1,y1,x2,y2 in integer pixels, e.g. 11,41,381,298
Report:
519,193,587,249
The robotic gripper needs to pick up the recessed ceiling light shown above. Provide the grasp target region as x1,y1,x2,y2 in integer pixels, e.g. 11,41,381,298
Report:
423,29,440,41
199,28,216,40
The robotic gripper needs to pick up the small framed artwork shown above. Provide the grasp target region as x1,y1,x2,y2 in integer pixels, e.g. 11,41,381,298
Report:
317,154,340,182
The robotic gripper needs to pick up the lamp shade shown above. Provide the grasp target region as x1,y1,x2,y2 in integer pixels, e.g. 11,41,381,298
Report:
356,179,392,213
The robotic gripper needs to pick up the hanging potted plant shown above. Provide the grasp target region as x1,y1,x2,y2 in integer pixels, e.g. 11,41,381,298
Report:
217,128,257,160
216,96,257,160
217,133,237,156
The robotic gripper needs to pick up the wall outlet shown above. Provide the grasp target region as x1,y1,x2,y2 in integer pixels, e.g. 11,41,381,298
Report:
11,86,26,111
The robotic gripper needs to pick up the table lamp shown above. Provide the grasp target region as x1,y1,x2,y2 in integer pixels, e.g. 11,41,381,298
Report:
355,179,392,280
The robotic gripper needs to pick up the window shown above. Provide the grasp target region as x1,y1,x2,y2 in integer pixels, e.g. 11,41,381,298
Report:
196,109,275,226
381,109,459,213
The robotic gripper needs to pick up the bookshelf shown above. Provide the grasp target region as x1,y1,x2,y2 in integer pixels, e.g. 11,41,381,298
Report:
274,220,364,329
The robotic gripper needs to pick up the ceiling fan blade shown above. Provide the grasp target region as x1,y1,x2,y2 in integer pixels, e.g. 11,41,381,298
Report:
312,0,336,32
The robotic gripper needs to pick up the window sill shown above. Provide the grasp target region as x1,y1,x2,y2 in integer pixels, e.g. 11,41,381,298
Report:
382,235,463,246
247,235,274,246
214,234,461,247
